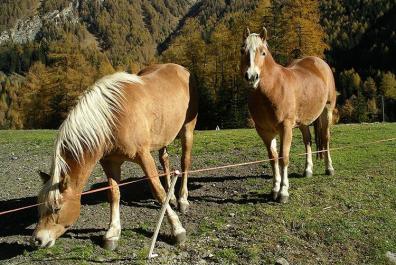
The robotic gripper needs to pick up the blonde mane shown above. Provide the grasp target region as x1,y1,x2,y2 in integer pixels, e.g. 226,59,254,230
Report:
39,72,143,212
245,33,267,52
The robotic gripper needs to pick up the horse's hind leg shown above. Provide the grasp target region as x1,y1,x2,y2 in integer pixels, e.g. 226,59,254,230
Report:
322,106,335,175
299,125,313,177
178,118,196,214
159,147,177,207
137,150,186,244
100,159,123,250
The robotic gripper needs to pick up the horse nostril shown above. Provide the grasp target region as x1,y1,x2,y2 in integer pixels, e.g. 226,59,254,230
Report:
254,73,259,80
32,237,42,247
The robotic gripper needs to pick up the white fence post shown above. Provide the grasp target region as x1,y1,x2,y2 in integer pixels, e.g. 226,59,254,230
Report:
148,170,180,259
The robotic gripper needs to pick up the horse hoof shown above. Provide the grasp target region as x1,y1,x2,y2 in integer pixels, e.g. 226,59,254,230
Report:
179,201,189,214
325,169,335,176
271,191,279,201
278,195,289,204
174,230,186,245
304,171,313,178
103,239,118,251
170,197,178,208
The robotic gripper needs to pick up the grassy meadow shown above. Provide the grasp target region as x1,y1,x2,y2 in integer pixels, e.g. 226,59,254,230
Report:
0,123,395,264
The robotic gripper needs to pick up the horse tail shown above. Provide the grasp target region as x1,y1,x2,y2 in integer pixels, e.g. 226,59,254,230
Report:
314,105,333,159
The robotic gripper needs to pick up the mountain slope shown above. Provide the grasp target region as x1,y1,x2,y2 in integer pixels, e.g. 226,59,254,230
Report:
0,0,198,66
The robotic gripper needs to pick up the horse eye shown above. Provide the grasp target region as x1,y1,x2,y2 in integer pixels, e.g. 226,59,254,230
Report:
262,51,266,56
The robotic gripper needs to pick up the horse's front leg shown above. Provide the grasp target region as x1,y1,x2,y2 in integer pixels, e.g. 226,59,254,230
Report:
100,159,123,250
267,137,282,201
279,122,293,203
256,128,281,201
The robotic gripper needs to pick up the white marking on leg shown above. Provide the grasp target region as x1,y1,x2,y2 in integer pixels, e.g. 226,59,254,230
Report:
306,144,313,175
325,150,334,171
166,205,185,236
271,139,281,194
105,198,121,240
280,165,289,197
325,107,334,172
178,173,189,208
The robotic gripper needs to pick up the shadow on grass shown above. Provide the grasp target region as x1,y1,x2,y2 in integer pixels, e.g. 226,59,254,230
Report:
189,174,272,182
0,195,37,260
31,256,136,263
131,227,175,245
0,173,282,235
189,192,274,205
0,195,37,237
84,173,272,208
0,172,289,260
62,228,107,250
0,242,35,260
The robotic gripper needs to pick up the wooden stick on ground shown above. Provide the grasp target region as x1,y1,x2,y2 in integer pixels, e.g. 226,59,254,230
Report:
148,170,180,259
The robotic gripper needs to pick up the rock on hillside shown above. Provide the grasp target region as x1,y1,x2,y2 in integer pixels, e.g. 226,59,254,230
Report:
0,1,79,45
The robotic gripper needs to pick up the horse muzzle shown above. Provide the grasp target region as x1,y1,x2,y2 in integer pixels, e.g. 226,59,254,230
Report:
244,72,260,88
31,230,56,248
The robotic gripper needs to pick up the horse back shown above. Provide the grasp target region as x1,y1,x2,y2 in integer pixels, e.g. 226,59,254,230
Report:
138,63,190,89
279,56,337,125
289,56,336,105
115,64,195,154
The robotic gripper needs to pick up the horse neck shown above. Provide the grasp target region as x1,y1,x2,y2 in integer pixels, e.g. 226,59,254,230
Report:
259,51,282,90
64,152,99,195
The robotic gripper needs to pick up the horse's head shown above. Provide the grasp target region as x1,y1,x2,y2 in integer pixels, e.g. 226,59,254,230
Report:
31,171,80,248
240,27,269,88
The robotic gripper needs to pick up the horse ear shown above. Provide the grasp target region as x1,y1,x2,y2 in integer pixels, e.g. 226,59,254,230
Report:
260,27,268,41
59,175,70,192
244,27,251,39
38,171,51,183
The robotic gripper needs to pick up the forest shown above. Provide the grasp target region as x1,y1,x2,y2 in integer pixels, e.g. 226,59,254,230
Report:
0,0,395,129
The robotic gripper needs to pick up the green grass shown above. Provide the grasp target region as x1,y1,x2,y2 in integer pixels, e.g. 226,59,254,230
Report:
0,123,395,264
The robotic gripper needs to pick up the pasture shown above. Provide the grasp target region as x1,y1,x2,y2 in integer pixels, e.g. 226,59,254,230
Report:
0,123,395,264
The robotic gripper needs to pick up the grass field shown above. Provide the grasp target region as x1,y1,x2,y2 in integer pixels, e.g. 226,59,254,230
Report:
0,123,395,264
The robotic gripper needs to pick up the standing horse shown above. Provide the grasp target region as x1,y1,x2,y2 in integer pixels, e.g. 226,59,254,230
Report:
31,63,198,250
240,27,336,203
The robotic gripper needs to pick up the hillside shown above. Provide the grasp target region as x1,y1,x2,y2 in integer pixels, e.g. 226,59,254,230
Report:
0,0,395,129
0,0,196,66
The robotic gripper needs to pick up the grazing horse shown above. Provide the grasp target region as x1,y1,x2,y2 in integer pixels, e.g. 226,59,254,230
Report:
240,27,336,203
31,63,198,250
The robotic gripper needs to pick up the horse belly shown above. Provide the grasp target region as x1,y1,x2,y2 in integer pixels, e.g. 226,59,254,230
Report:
149,105,188,150
297,84,328,125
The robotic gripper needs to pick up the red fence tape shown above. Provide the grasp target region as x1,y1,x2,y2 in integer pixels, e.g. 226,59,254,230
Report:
0,137,395,216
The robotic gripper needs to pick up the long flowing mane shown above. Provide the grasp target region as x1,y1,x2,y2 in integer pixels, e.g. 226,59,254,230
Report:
39,72,143,212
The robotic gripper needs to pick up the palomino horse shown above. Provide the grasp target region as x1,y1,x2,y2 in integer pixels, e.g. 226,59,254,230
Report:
31,63,198,250
240,27,336,203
